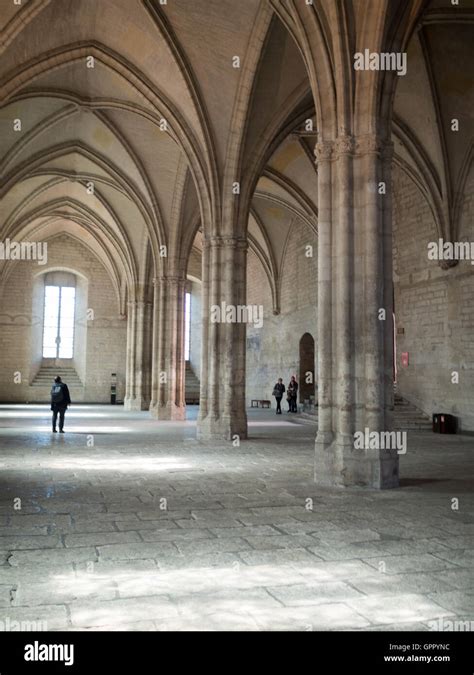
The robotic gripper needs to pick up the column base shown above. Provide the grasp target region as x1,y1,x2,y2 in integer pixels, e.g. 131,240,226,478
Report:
123,397,150,410
314,431,347,487
124,397,150,411
344,449,399,489
197,412,248,441
150,403,186,421
315,432,399,488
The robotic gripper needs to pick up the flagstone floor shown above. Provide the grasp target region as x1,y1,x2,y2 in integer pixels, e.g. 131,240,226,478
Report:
0,404,472,631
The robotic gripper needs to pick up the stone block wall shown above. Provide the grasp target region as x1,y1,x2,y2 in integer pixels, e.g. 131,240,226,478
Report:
393,165,474,431
0,234,127,403
246,219,318,406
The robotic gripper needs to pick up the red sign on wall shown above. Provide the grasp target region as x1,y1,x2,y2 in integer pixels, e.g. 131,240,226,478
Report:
401,352,409,368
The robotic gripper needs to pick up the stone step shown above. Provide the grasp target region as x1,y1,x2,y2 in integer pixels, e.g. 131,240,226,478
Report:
296,392,432,431
185,362,200,403
394,412,429,418
32,382,82,387
185,375,200,384
33,373,81,379
32,364,83,387
33,373,80,378
393,394,431,429
33,374,82,379
34,367,78,372
35,378,80,382
297,415,431,431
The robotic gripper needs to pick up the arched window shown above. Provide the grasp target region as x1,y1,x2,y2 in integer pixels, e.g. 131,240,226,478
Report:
42,272,76,359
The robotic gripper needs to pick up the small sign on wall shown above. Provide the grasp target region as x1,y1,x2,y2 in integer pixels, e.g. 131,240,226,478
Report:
401,352,409,368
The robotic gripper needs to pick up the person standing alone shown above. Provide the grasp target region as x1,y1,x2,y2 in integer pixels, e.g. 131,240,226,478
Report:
50,376,71,433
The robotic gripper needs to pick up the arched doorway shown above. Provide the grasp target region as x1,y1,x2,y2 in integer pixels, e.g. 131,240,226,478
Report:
299,333,315,404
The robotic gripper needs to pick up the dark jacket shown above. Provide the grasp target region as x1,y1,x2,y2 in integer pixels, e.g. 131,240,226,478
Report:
51,382,71,411
273,383,285,398
288,381,298,398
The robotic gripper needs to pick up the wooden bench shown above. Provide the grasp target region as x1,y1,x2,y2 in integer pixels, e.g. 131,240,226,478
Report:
251,399,271,408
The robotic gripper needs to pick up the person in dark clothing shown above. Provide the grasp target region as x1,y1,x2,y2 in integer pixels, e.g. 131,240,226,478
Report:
288,376,298,413
50,376,71,433
272,378,285,414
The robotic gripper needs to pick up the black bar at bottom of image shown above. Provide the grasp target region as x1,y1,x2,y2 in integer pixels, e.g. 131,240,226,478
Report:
0,631,471,673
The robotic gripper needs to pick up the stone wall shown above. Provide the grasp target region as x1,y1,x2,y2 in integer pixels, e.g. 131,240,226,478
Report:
246,219,318,407
393,164,474,431
0,234,127,403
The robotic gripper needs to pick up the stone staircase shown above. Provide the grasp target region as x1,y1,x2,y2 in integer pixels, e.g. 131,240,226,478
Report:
185,362,200,404
32,364,83,388
393,391,431,430
297,390,432,431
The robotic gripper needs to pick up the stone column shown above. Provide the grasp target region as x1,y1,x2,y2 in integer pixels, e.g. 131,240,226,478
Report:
149,278,160,411
124,299,152,411
314,141,336,467
359,135,384,432
197,235,248,441
314,133,398,488
334,135,355,454
355,135,398,487
141,297,153,408
124,300,136,410
382,141,395,433
150,274,186,420
222,237,248,433
197,240,210,422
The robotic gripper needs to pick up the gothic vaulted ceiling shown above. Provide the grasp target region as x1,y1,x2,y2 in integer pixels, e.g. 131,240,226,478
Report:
1,0,473,303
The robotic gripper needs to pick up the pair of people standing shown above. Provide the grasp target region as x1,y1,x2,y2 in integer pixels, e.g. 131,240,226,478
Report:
272,376,298,414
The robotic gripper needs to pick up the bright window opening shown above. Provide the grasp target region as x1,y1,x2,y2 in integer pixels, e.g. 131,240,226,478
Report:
42,285,76,358
184,291,191,362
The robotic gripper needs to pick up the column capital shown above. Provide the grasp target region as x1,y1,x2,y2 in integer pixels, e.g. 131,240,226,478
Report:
127,299,153,309
334,134,356,156
354,134,393,159
314,140,334,163
205,235,248,250
155,274,186,285
316,135,394,160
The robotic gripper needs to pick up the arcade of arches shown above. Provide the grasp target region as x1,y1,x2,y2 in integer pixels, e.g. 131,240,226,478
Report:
0,0,473,632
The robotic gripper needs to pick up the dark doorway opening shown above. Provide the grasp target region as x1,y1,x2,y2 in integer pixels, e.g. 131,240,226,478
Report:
299,332,315,403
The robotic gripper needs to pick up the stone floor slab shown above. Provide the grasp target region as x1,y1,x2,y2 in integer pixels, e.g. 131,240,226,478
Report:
345,593,456,625
0,405,472,631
